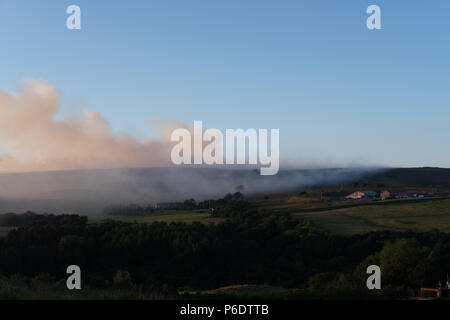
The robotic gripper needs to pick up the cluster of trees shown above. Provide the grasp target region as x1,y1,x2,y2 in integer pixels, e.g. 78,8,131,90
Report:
182,192,245,212
0,195,449,299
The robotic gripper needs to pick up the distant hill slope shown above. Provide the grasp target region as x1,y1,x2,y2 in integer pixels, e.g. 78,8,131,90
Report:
0,166,447,214
0,167,373,214
364,167,450,189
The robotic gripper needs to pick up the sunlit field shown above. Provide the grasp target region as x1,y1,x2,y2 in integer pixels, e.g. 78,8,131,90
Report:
292,198,450,235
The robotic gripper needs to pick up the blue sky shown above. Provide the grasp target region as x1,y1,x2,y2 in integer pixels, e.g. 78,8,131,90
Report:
0,0,449,168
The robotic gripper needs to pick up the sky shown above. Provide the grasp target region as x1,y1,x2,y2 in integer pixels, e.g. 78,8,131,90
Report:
0,0,449,170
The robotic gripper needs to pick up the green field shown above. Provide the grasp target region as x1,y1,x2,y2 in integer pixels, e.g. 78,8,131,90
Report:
91,196,450,236
92,210,224,225
292,198,450,235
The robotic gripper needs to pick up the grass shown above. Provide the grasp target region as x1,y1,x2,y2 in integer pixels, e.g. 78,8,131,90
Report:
0,275,173,300
293,212,385,235
91,210,224,225
292,198,450,235
180,284,291,299
91,192,450,235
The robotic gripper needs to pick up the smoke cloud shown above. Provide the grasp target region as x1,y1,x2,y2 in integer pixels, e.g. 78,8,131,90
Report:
0,80,178,173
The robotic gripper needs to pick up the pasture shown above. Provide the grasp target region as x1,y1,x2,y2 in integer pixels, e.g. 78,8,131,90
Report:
92,210,224,225
292,198,450,235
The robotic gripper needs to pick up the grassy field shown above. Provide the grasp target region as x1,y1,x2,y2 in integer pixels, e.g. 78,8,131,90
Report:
91,210,224,225
0,275,173,300
91,194,450,235
180,284,291,299
292,198,450,235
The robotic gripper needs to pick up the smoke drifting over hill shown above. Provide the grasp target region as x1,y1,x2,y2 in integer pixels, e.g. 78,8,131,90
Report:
0,167,378,215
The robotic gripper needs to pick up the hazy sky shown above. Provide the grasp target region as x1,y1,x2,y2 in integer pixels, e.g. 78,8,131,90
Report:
0,0,449,169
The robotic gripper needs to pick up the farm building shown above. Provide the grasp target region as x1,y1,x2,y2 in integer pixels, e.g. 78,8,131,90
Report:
345,191,365,200
362,191,377,198
380,190,391,200
389,190,410,199
380,190,415,200
396,192,410,199
345,191,377,200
